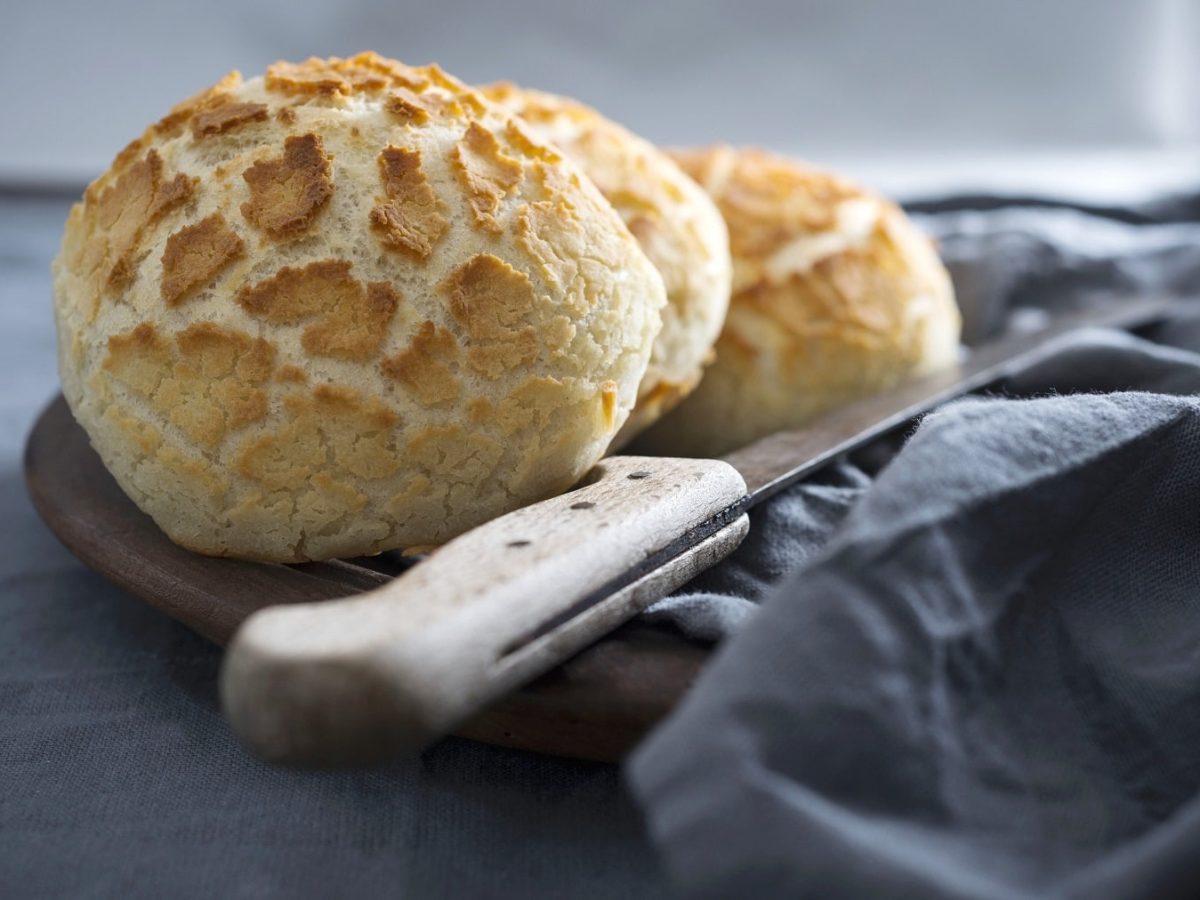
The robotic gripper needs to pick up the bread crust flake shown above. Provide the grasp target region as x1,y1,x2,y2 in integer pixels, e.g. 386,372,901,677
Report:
240,133,334,238
160,213,245,305
451,122,523,233
369,146,447,259
236,260,400,362
192,101,269,139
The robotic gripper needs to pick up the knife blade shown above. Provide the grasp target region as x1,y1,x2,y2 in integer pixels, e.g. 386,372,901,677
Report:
723,295,1176,502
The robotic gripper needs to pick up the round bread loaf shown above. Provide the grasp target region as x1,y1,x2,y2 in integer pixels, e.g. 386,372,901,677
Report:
481,84,731,443
635,146,960,459
52,53,666,562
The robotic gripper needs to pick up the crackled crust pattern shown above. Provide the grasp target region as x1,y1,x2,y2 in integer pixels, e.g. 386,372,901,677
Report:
102,322,275,448
52,53,665,561
636,145,961,458
160,213,245,305
369,146,447,259
70,150,197,310
481,84,732,443
439,253,539,377
240,133,334,238
380,320,462,406
192,101,269,138
236,260,400,361
451,122,524,233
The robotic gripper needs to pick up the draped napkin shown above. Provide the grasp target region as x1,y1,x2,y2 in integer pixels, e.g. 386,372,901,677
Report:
629,193,1200,899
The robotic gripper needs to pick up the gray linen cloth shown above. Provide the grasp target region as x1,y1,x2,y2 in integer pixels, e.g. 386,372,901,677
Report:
628,195,1200,898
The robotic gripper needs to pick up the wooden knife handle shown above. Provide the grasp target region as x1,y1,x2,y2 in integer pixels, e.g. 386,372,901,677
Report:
219,455,748,765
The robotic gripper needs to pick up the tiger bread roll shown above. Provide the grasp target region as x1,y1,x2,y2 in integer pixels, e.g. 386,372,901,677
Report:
635,146,960,459
53,53,666,562
482,83,732,445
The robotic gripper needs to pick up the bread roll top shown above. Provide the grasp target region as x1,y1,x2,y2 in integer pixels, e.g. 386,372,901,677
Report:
636,145,959,459
53,53,665,561
482,84,731,443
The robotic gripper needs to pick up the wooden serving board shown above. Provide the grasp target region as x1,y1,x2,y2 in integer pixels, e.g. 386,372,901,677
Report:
24,395,709,763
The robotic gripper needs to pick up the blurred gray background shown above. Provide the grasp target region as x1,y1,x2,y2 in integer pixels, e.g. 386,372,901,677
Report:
3,0,1198,197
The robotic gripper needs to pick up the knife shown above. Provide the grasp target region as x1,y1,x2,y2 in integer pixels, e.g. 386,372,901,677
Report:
221,297,1174,765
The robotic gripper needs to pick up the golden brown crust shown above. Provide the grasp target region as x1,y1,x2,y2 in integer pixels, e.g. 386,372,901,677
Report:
599,379,618,432
369,146,447,260
262,53,479,102
439,253,536,339
160,213,245,305
101,322,166,395
152,71,243,138
276,364,308,383
503,117,563,163
234,384,400,492
439,253,539,377
86,151,197,296
192,100,269,138
451,122,523,233
265,57,391,96
103,321,275,448
240,133,333,238
111,136,153,176
671,146,861,263
414,64,488,116
636,145,960,458
380,321,462,406
385,89,433,126
670,146,944,347
236,260,399,361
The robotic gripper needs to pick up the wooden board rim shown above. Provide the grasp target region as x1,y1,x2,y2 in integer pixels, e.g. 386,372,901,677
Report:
24,395,709,763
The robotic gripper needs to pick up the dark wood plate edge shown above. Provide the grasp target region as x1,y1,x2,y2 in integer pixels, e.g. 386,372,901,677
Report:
24,395,709,763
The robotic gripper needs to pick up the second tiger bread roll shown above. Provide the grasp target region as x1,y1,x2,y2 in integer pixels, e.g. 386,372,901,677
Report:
482,84,732,443
52,53,666,562
636,146,961,459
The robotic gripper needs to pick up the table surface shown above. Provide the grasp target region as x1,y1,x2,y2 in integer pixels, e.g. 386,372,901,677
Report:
0,193,667,899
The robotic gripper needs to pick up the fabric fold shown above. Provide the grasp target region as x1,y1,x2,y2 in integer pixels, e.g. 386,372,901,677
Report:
630,383,1200,899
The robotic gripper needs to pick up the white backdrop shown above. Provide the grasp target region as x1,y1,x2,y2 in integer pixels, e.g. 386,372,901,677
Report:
4,0,1197,196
